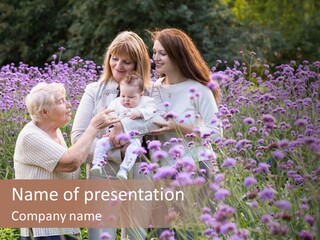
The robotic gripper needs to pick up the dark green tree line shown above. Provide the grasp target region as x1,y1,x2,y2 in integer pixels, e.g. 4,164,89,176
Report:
1,0,236,66
0,0,319,67
228,0,320,65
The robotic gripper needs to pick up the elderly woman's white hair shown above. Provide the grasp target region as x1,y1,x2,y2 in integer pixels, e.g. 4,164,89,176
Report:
25,82,66,120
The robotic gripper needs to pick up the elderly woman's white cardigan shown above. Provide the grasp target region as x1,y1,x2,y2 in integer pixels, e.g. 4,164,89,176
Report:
14,122,80,237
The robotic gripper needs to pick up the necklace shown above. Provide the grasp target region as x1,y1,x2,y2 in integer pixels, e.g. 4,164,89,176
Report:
163,83,179,99
162,77,187,98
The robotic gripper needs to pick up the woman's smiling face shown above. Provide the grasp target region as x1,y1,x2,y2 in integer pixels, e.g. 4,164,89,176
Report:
109,54,136,83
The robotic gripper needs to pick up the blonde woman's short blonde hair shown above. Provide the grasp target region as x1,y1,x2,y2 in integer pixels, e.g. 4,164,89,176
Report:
25,82,66,120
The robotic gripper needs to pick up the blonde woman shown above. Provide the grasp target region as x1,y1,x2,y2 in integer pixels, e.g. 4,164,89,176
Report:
71,31,155,240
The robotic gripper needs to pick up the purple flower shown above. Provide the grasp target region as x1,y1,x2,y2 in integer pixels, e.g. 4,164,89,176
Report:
176,158,196,172
159,229,174,239
185,132,196,138
214,173,225,183
200,151,217,161
164,111,177,120
221,157,236,168
213,204,235,221
261,114,276,123
243,176,257,187
273,149,286,160
224,139,236,146
172,172,193,186
189,86,197,93
294,118,308,127
151,150,168,161
169,137,182,143
115,133,131,141
187,141,194,147
184,112,192,118
129,130,140,136
203,228,215,236
193,176,206,185
243,117,255,124
214,188,230,201
133,147,147,155
207,80,220,90
211,72,228,81
210,118,218,124
274,200,291,211
153,166,177,180
277,139,290,148
163,101,170,107
202,207,212,214
299,230,314,240
261,214,273,223
147,140,162,150
98,158,107,167
220,221,237,234
100,232,112,239
147,163,159,171
248,126,257,134
138,162,148,174
304,215,315,226
168,144,184,159
200,213,212,223
236,132,243,138
210,182,220,191
235,139,251,149
258,186,276,202
253,162,270,173
247,200,258,208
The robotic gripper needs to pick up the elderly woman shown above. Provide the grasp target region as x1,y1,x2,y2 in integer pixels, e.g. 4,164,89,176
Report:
14,82,117,240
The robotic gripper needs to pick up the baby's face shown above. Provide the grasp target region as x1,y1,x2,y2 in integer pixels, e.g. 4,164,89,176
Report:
119,84,143,108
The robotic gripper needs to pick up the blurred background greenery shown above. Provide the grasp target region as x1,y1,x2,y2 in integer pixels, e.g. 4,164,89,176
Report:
0,0,319,67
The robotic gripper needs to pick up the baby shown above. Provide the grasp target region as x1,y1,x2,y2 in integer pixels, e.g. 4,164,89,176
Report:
90,72,157,179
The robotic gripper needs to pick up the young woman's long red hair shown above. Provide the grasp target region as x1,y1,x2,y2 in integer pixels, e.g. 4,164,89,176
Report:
149,28,220,103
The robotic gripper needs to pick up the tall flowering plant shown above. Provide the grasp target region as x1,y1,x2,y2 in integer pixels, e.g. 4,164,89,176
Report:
202,54,319,239
142,53,320,239
0,50,319,239
0,52,101,179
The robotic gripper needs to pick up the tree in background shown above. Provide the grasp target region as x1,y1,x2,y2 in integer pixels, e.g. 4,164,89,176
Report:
0,0,318,67
0,0,72,66
228,0,320,65
0,0,243,67
64,0,236,66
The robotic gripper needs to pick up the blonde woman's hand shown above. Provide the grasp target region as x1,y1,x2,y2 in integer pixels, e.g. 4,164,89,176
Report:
150,120,176,135
89,109,119,130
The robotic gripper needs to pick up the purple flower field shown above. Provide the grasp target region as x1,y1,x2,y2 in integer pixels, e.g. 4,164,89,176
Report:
1,52,319,239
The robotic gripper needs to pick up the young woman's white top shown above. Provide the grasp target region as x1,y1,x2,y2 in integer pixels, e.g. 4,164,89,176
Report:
151,78,222,164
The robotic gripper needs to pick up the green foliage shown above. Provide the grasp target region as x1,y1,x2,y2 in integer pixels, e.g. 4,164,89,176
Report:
1,52,319,239
0,0,244,67
228,0,320,65
65,0,235,66
0,228,20,240
1,0,319,67
0,0,71,66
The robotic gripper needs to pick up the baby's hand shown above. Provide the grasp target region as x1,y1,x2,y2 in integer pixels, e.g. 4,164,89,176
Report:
130,110,142,120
